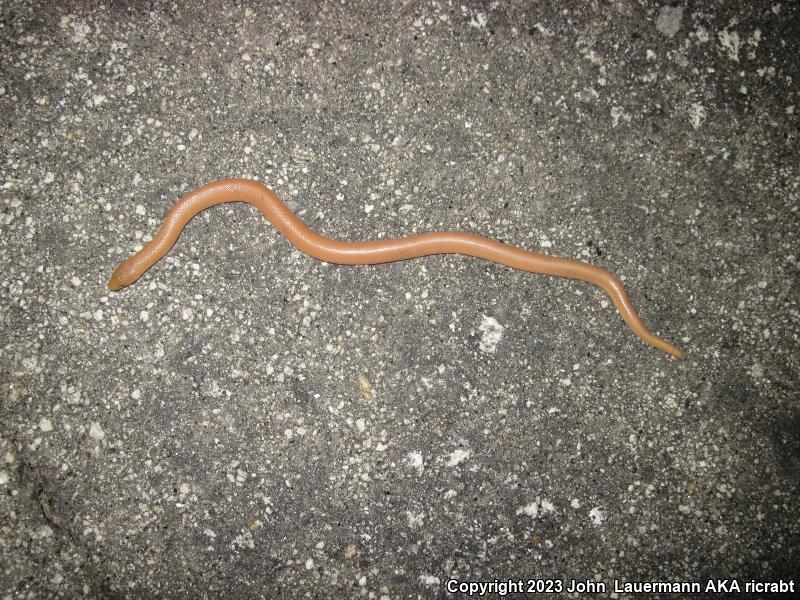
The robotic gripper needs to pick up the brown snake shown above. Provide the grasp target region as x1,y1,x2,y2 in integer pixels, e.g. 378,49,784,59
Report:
109,178,684,359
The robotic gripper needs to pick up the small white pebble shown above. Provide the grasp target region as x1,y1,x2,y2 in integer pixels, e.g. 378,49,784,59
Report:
364,204,374,214
655,5,683,38
446,448,471,467
406,451,425,474
39,418,53,433
478,314,504,353
516,502,539,518
88,422,105,441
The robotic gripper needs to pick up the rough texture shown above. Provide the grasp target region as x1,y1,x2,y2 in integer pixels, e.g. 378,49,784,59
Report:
1,1,797,598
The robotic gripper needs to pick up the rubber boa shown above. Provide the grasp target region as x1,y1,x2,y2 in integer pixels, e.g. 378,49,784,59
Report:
108,178,684,359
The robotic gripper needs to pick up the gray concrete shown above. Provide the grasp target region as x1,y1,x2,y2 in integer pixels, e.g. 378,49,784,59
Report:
1,1,798,598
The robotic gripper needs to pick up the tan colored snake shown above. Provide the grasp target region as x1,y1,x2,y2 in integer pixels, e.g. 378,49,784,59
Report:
109,178,684,359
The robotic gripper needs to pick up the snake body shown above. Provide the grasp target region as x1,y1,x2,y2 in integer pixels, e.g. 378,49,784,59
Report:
109,178,684,359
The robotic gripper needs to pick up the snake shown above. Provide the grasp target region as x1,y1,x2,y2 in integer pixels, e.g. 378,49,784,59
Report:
108,178,684,359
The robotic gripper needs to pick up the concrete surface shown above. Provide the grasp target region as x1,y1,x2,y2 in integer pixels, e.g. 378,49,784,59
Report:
1,1,798,598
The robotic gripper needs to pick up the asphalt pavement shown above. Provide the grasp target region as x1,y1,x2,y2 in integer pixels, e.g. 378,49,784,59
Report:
0,1,797,598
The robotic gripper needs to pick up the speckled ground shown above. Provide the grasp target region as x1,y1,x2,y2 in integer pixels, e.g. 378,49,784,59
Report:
1,1,798,598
